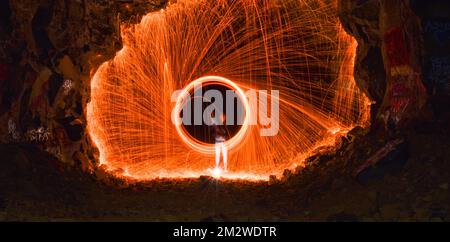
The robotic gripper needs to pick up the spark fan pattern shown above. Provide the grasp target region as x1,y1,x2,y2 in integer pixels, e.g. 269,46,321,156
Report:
87,0,370,180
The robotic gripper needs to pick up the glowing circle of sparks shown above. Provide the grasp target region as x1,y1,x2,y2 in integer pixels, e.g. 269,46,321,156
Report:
173,76,250,154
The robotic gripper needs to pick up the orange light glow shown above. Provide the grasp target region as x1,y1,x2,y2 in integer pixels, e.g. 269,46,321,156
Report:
87,0,371,181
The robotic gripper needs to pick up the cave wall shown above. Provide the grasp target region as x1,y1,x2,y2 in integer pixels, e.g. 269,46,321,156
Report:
411,0,450,115
0,0,449,175
0,0,168,174
340,0,450,131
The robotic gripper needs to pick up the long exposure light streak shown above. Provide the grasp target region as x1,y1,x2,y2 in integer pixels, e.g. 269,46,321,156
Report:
87,0,371,181
172,75,251,154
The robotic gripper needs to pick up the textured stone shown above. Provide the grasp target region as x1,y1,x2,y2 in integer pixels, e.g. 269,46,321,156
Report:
0,0,169,172
339,0,386,108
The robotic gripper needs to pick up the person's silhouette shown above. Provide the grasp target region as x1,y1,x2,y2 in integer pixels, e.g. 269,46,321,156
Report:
211,115,228,172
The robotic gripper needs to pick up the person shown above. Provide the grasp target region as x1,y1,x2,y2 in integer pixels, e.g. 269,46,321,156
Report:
211,114,228,172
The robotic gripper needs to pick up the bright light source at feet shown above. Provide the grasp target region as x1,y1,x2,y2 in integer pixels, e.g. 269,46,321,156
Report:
212,168,222,178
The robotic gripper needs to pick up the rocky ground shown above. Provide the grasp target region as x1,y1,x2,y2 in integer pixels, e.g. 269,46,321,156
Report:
1,112,449,222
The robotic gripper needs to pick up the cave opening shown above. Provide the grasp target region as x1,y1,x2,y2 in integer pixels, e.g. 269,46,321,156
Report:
86,0,370,181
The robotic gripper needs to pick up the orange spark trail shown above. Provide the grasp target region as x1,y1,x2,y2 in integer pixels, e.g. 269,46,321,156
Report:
87,0,371,181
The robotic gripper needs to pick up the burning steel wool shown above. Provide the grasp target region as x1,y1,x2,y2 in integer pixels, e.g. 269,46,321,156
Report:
87,0,371,180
